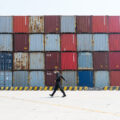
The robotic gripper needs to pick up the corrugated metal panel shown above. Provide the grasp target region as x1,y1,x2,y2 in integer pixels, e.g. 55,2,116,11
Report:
93,34,109,51
109,34,120,51
78,52,93,69
61,34,77,51
110,71,120,86
45,52,60,70
76,16,92,33
0,34,13,51
29,34,44,51
29,71,44,87
0,72,4,87
95,71,109,88
77,34,93,51
30,53,44,70
78,71,93,87
14,34,29,51
45,71,56,86
109,52,120,70
61,52,77,70
92,16,108,33
44,16,60,33
13,16,29,33
109,16,120,33
62,71,77,87
13,53,28,70
61,16,76,33
93,52,109,70
29,16,44,33
0,53,4,70
13,71,28,87
45,34,60,51
0,16,13,33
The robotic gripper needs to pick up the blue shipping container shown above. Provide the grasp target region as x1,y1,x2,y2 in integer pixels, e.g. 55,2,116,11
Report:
78,71,93,87
0,53,4,70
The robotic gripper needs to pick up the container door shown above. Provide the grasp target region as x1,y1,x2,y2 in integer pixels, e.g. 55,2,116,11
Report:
5,72,12,87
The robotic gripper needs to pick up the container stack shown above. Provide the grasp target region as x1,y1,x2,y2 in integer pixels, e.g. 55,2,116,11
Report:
0,16,120,88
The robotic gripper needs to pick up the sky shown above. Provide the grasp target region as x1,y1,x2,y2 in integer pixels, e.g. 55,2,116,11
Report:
0,0,120,15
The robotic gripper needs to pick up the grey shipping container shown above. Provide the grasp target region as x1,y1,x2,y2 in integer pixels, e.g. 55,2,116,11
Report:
29,34,44,51
13,71,28,87
62,71,77,87
29,71,44,87
0,16,13,33
0,34,13,51
29,53,44,70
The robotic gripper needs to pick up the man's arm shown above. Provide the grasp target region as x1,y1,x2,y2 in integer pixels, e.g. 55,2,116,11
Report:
60,75,66,81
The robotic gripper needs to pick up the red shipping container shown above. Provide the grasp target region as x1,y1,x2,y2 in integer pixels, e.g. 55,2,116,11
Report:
109,52,120,70
44,16,60,33
13,16,29,33
61,34,77,51
76,16,92,33
110,71,120,86
61,52,77,70
109,16,120,33
14,34,29,51
45,52,60,70
109,34,120,51
92,16,108,33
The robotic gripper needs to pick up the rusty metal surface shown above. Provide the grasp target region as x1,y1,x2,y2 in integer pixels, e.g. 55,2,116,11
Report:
29,16,44,33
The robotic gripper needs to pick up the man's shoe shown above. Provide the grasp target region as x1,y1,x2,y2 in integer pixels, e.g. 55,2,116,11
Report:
62,95,66,97
49,94,53,97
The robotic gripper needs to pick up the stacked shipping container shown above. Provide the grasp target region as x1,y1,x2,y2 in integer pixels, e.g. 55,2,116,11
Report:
0,16,120,88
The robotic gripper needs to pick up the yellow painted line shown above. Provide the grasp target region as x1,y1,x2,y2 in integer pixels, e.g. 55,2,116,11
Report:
104,86,108,90
5,87,9,90
19,87,23,90
1,87,4,90
34,87,38,91
110,87,113,91
24,87,28,90
64,86,67,91
49,87,53,91
79,87,83,91
116,86,119,90
39,87,43,91
74,86,78,91
10,87,14,90
14,87,18,90
44,86,48,91
84,87,88,90
69,86,72,91
29,87,33,90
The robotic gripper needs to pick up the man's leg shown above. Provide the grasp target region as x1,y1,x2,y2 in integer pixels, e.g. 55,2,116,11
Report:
50,85,58,96
59,85,66,97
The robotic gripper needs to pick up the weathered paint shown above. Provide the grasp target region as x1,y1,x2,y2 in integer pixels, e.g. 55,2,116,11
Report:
93,34,109,51
77,34,93,51
13,71,28,87
29,34,44,51
95,71,109,88
61,16,76,33
0,16,13,33
29,53,44,70
62,71,77,87
45,34,60,51
29,71,44,87
13,53,28,70
29,16,44,33
78,52,93,69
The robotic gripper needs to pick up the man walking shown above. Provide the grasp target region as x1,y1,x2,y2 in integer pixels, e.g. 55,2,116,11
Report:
49,70,66,97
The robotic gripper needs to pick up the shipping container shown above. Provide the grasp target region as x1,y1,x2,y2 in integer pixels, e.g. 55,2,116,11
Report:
13,16,29,33
109,34,120,51
13,53,28,70
92,16,108,33
61,52,77,70
45,71,56,86
61,34,77,51
0,72,12,87
78,52,93,69
93,34,109,51
62,71,77,87
93,52,109,70
29,71,44,87
110,71,120,86
29,53,44,70
108,16,120,33
95,71,109,88
0,16,13,33
13,71,28,87
78,71,93,87
77,34,93,51
44,16,60,33
29,34,44,51
0,53,4,70
14,34,29,51
76,16,91,33
61,16,76,33
29,16,44,33
109,52,120,70
0,34,13,51
45,52,60,70
45,34,60,51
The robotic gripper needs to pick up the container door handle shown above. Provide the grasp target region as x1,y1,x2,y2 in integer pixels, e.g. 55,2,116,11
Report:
104,16,106,26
